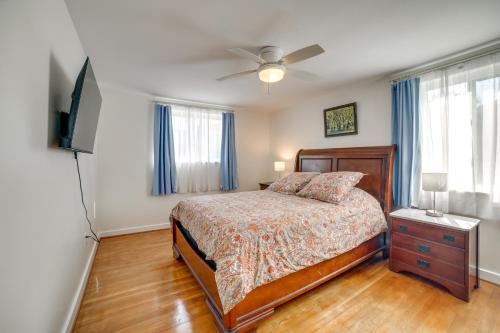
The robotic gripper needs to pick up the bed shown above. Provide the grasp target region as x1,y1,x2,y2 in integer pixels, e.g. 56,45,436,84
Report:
171,145,396,332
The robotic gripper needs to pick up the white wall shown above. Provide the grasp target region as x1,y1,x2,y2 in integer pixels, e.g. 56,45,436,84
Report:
270,78,392,170
0,0,98,332
476,215,500,284
269,78,500,283
95,86,272,232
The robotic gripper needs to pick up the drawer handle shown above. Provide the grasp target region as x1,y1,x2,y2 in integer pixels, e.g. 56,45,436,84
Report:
417,244,431,253
416,258,430,269
399,224,408,232
443,234,455,242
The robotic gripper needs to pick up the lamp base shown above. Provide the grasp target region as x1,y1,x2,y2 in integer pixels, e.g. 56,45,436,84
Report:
426,209,443,217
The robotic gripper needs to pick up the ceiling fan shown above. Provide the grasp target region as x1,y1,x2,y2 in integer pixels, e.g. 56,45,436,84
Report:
216,44,325,83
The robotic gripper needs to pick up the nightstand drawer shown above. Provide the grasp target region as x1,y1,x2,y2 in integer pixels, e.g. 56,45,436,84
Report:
392,217,465,249
392,232,464,266
392,246,465,285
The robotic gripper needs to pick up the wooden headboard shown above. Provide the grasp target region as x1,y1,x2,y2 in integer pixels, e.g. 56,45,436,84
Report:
295,145,396,215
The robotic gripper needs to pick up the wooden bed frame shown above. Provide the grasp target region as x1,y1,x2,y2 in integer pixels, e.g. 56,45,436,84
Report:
172,145,396,332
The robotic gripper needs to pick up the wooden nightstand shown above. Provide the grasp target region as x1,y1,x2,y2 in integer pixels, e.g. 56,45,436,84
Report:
258,181,273,190
389,208,480,302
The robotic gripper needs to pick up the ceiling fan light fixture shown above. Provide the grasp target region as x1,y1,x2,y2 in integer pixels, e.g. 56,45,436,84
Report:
258,64,285,83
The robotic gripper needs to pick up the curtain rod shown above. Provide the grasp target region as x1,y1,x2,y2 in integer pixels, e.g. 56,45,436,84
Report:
390,38,500,83
154,96,233,112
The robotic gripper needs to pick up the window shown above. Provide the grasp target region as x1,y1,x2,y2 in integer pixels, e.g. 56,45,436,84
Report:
415,53,500,214
171,104,223,193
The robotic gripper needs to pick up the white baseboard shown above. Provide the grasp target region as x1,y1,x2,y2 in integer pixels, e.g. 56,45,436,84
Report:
98,222,171,238
63,241,98,333
478,267,500,285
469,265,500,285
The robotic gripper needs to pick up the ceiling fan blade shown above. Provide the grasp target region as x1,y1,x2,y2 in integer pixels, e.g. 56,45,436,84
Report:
228,48,265,64
281,44,324,65
216,69,258,81
287,68,320,81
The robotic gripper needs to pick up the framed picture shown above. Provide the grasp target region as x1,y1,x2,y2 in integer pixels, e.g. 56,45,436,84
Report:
323,102,358,137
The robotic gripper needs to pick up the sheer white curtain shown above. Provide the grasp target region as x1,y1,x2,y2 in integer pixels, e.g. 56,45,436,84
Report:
171,105,223,193
413,52,500,219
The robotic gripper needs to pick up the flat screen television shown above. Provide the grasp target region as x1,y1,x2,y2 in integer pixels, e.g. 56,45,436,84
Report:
59,57,102,154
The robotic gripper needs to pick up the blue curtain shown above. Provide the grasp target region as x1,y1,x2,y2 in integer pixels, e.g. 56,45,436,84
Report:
391,78,420,207
220,112,239,191
153,104,176,195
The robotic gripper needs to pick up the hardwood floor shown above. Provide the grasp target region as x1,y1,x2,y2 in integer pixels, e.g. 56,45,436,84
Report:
73,230,500,333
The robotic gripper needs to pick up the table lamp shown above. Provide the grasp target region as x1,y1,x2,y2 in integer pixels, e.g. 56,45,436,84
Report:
422,172,448,217
274,161,285,180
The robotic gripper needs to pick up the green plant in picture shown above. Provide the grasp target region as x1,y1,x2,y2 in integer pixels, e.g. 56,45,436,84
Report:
323,103,358,137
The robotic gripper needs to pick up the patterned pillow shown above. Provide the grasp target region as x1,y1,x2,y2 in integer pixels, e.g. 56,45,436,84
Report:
267,172,320,194
296,171,364,203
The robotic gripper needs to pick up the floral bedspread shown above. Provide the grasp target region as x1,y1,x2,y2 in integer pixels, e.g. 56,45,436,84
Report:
170,188,387,314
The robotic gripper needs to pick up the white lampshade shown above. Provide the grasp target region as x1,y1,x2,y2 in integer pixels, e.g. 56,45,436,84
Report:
422,173,448,192
274,161,285,172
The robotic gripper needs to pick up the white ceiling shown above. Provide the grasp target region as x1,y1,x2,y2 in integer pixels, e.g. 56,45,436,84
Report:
66,0,500,111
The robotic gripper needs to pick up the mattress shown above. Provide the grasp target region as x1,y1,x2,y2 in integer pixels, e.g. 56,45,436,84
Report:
171,188,387,314
176,220,217,270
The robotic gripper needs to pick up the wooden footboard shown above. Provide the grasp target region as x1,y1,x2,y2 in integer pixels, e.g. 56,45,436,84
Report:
172,218,386,333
